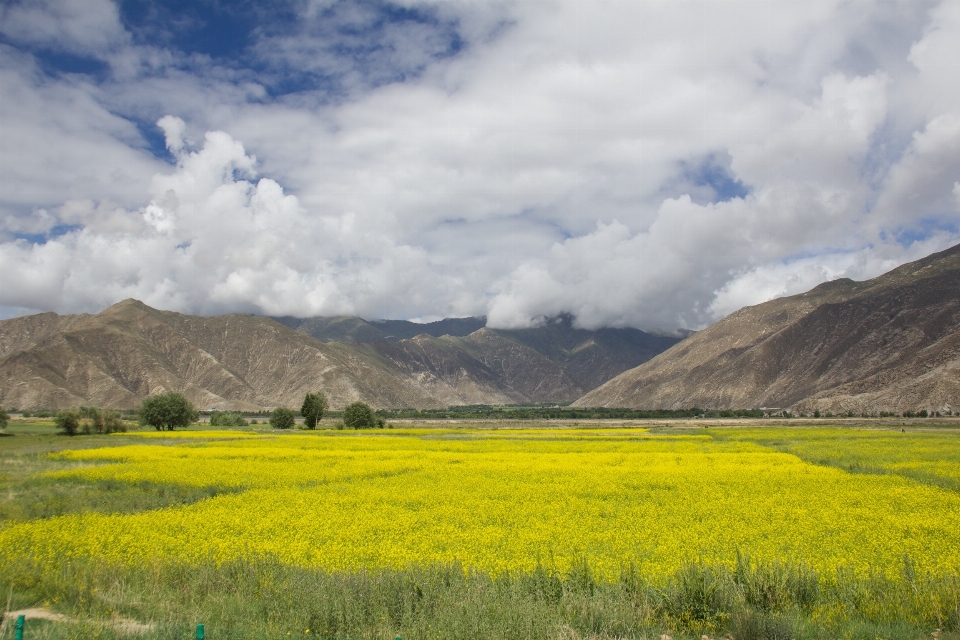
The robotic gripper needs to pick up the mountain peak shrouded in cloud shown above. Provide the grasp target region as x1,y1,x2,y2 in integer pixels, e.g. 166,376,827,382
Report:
1,1,959,330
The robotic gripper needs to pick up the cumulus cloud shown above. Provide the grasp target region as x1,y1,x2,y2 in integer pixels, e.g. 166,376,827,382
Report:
708,233,959,319
1,0,959,327
0,117,463,318
485,68,923,329
0,47,165,219
873,114,960,224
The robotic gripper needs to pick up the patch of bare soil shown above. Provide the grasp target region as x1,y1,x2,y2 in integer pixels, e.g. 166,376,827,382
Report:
1,607,155,635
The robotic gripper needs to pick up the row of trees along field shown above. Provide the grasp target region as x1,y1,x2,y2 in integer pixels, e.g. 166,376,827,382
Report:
267,392,332,430
6,390,385,435
271,395,386,429
48,394,196,435
2,400,953,436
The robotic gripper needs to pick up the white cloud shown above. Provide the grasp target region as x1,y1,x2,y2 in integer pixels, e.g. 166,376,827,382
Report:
0,0,126,55
486,177,865,330
0,47,165,221
732,72,889,188
485,67,905,330
1,119,465,319
708,233,960,319
908,0,960,118
873,114,960,224
1,0,959,327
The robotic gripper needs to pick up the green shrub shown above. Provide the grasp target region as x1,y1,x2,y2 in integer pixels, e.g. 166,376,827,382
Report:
55,409,81,436
343,402,378,429
0,406,8,429
270,408,296,430
77,407,127,434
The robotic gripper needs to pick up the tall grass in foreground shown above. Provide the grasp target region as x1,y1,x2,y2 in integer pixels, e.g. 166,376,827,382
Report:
2,555,957,640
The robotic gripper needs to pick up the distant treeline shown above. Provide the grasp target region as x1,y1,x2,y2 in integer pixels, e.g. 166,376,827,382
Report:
19,409,139,419
377,407,956,420
12,406,952,421
373,405,770,420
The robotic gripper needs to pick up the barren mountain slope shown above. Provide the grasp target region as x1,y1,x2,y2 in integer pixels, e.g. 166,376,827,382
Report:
270,314,683,406
575,243,960,413
358,321,681,405
488,316,683,392
357,331,564,406
0,312,89,360
0,300,681,410
273,316,389,344
0,300,445,411
277,315,486,343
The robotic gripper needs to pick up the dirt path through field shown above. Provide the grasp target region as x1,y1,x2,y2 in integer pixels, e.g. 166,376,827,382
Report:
3,607,71,622
1,607,154,634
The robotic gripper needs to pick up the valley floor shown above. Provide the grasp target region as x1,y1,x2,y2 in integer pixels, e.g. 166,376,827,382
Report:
1,418,958,639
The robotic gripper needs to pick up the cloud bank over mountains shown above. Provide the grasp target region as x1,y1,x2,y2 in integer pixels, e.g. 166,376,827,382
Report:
1,0,958,330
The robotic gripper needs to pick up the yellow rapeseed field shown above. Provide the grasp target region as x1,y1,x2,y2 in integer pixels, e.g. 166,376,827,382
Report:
2,427,958,583
715,426,960,490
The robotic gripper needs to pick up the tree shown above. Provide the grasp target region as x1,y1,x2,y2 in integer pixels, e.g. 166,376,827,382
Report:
55,409,81,436
301,392,329,430
343,402,382,429
270,407,296,430
0,406,9,430
138,393,199,431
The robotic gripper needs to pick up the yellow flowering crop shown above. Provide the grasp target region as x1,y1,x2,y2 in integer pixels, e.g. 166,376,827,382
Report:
2,427,958,583
715,426,960,489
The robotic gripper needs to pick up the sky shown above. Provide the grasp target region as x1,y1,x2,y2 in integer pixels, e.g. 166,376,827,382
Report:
0,0,958,331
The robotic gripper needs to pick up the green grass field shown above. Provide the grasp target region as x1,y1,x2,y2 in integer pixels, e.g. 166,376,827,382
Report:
0,418,958,640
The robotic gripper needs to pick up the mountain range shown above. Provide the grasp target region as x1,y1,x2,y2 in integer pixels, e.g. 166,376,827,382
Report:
1,243,957,414
0,303,679,411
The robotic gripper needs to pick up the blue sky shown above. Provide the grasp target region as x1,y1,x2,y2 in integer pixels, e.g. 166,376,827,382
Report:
1,0,958,329
114,0,464,97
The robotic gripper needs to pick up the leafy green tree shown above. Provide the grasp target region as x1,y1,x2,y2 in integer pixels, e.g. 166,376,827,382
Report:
301,392,329,430
343,402,381,429
55,409,81,436
0,406,9,430
270,407,296,430
138,393,199,431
